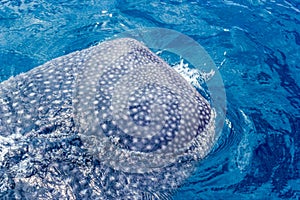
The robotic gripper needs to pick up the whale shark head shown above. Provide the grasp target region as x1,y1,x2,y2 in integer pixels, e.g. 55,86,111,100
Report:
0,38,215,199
73,38,215,174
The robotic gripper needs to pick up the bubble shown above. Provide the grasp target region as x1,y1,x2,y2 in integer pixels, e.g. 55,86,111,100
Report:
74,37,217,174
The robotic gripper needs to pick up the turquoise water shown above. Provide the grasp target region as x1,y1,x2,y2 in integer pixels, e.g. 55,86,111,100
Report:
0,0,299,199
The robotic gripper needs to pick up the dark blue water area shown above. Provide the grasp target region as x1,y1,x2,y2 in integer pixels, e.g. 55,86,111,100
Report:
0,0,299,199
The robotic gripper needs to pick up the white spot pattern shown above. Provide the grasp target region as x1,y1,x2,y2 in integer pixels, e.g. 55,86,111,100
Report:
0,38,216,200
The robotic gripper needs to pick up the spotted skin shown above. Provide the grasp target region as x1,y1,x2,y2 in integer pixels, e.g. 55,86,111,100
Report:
0,38,215,199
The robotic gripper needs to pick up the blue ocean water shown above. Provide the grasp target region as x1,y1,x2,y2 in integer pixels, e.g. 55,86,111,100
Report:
0,0,299,199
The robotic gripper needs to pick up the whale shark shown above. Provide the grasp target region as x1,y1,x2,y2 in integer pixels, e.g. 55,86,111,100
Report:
0,38,215,199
